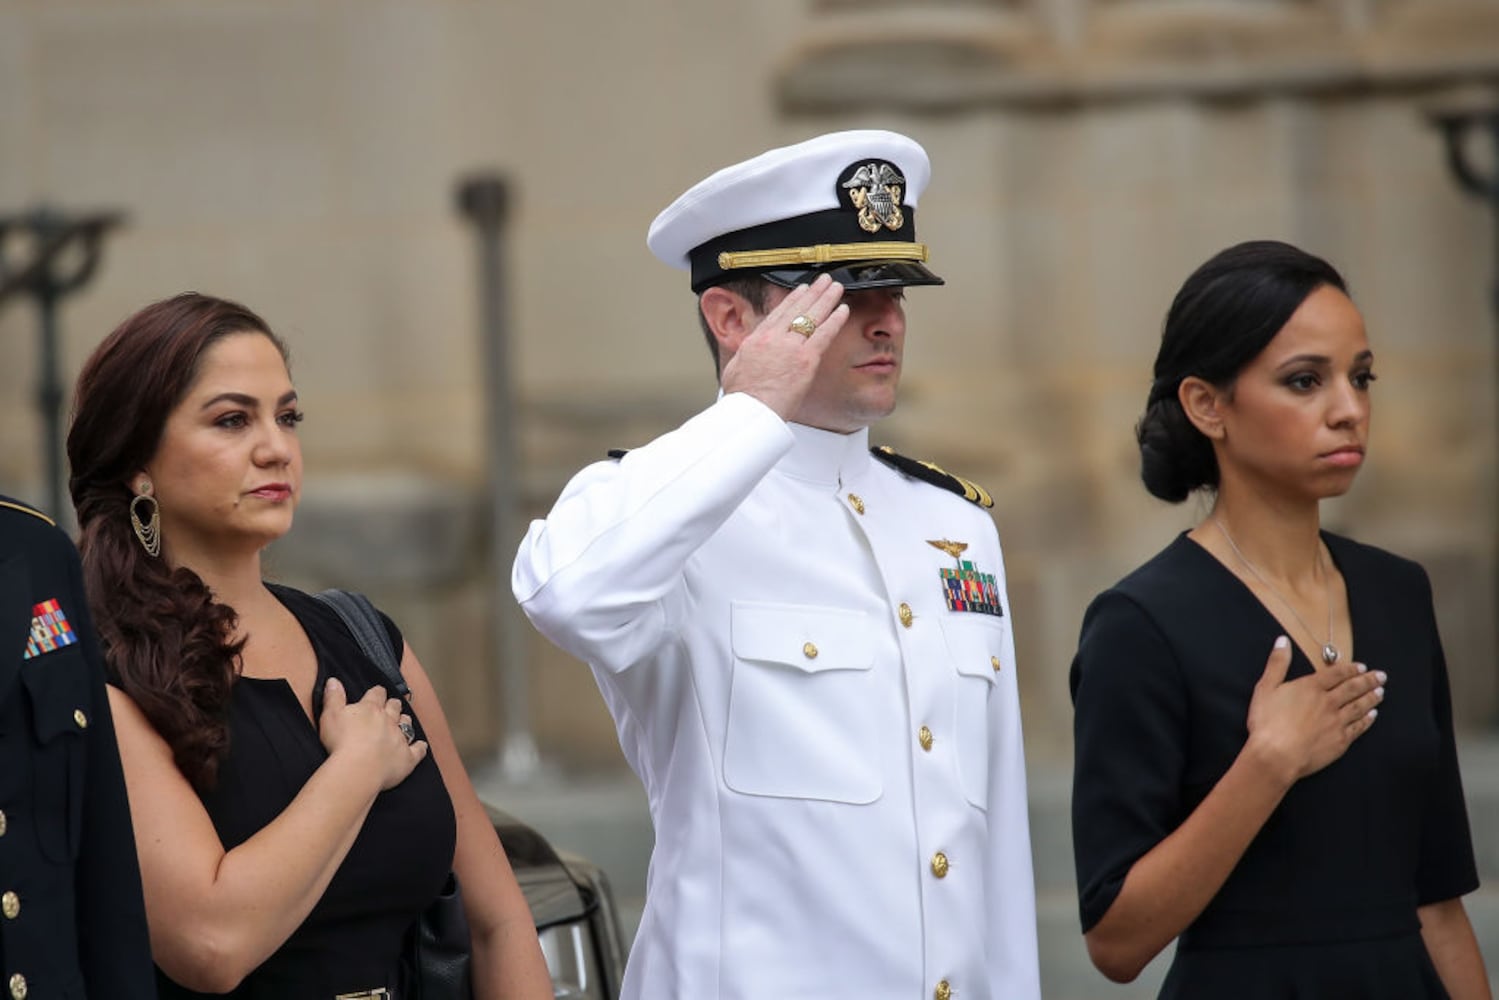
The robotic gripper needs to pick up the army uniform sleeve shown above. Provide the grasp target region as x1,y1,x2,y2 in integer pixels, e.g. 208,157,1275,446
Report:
63,534,157,998
1,505,156,999
512,392,793,673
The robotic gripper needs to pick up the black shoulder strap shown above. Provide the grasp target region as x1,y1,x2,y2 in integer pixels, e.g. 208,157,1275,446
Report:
313,588,410,697
870,446,994,509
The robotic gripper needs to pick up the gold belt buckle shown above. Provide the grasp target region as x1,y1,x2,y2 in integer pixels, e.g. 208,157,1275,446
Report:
334,990,392,1000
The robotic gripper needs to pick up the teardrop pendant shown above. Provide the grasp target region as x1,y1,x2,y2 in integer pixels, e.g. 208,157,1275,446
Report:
1321,643,1340,666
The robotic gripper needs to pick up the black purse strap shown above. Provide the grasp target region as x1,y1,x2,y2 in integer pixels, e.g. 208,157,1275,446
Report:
313,588,410,697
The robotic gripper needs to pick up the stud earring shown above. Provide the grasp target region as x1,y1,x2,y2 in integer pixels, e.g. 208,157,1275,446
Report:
129,481,161,558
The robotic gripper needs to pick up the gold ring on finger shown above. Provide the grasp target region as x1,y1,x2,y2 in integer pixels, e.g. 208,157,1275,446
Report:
789,314,816,337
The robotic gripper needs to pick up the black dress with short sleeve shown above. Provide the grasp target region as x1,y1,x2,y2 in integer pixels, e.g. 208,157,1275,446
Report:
1070,532,1478,999
156,584,456,1000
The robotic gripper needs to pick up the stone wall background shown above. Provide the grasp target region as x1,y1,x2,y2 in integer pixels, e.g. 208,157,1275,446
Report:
2,0,1496,770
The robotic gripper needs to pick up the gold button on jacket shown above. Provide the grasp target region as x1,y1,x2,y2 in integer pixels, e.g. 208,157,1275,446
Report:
846,493,865,515
802,642,818,660
1,892,18,920
934,980,952,1000
931,851,949,878
897,603,913,627
8,972,26,1000
72,708,88,729
917,726,933,751
0,810,6,837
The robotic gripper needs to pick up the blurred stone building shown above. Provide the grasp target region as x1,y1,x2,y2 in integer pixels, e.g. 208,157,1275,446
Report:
2,0,1496,770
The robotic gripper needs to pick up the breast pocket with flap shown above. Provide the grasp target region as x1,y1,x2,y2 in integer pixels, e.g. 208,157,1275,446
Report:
723,602,882,804
21,646,92,863
939,615,1005,811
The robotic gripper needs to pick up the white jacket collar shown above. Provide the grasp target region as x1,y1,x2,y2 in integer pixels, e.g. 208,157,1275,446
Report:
777,421,871,487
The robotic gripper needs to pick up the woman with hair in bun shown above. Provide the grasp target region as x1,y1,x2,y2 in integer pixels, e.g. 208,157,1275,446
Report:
1069,241,1490,998
67,293,550,999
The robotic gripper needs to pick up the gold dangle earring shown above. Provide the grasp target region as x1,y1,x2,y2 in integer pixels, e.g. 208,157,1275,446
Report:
129,480,161,557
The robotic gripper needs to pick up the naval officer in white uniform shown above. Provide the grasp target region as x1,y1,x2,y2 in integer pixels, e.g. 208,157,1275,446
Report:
512,130,1040,1000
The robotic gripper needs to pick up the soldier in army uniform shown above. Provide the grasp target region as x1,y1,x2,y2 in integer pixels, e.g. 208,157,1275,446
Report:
0,496,156,999
514,131,1041,1000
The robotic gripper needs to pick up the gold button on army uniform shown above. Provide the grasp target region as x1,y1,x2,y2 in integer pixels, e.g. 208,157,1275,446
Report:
898,603,913,628
9,972,26,1000
802,642,818,660
918,726,934,752
934,980,953,1000
991,655,1002,672
1,892,17,920
931,851,949,879
847,493,865,515
0,810,7,837
72,709,88,729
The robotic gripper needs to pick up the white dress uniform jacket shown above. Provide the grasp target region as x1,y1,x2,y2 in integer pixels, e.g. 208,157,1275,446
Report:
513,392,1040,1000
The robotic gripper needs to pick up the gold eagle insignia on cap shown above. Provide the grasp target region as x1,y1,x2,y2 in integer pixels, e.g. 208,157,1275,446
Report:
841,161,905,234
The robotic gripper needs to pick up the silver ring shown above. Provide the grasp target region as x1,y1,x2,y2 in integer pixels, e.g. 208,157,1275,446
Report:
398,719,416,744
789,314,816,337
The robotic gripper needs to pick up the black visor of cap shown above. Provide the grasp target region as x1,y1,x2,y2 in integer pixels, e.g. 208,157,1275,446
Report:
760,260,944,291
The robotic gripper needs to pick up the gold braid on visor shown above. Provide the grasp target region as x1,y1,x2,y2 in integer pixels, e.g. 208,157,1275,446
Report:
718,241,929,271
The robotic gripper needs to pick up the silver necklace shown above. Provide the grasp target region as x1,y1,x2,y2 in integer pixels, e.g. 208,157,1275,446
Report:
1213,518,1340,666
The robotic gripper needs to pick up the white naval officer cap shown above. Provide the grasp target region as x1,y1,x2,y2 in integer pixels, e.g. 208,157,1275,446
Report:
647,129,944,294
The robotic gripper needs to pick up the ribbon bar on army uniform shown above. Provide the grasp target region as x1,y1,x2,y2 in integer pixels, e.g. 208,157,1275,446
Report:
24,599,79,659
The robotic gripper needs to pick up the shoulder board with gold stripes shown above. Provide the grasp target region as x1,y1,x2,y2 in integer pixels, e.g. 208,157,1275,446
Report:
870,446,993,509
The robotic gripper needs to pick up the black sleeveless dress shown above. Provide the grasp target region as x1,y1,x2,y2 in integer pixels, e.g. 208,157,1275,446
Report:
157,584,457,999
1071,533,1479,999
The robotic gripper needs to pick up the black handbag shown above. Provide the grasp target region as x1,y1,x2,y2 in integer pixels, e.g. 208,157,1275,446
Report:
313,588,474,1000
406,872,473,1000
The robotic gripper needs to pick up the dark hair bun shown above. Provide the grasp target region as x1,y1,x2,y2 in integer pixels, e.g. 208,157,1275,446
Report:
1136,393,1217,503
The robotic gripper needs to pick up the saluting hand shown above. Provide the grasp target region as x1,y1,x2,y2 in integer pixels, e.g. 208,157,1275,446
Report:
1245,636,1385,784
720,273,851,421
318,677,428,790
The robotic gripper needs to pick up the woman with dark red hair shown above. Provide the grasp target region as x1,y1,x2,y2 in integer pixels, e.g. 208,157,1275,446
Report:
67,293,550,1000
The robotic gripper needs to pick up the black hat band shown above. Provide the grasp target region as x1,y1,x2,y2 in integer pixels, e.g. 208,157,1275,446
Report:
689,205,921,292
